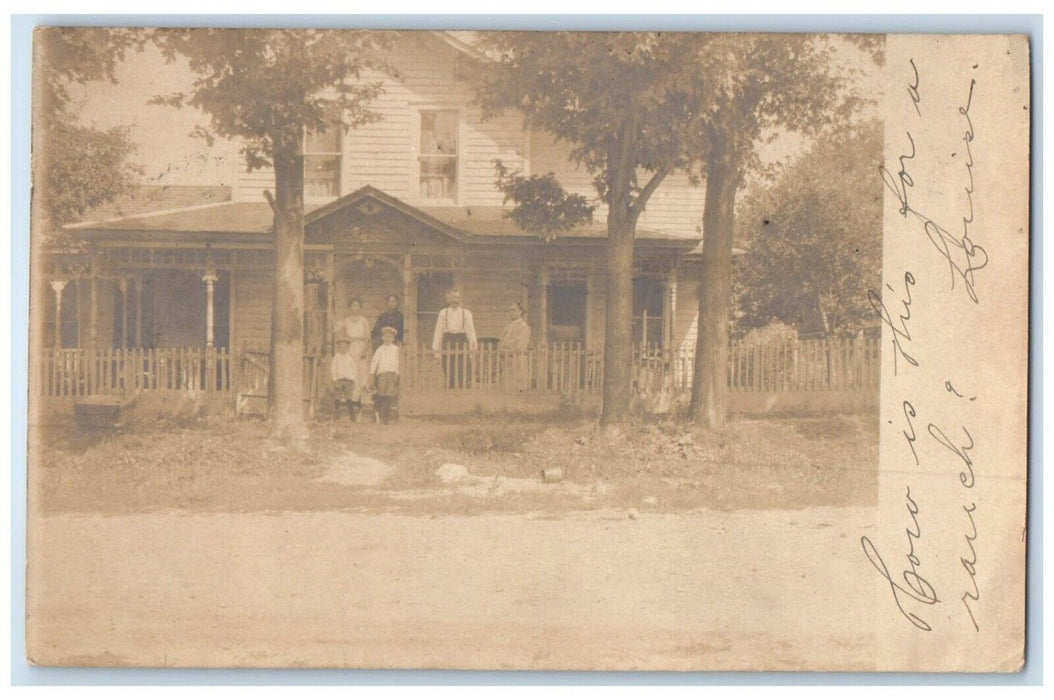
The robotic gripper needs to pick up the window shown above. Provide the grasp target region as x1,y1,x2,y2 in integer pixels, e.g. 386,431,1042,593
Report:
418,110,459,201
633,277,666,349
304,124,341,199
548,280,587,343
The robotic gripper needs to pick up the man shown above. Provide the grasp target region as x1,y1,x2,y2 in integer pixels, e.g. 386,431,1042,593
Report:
431,289,477,389
372,294,405,347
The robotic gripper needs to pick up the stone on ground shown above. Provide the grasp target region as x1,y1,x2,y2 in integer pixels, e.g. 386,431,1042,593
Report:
436,463,471,484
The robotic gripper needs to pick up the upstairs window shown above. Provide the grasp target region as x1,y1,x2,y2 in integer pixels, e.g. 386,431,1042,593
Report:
418,110,459,201
304,124,341,199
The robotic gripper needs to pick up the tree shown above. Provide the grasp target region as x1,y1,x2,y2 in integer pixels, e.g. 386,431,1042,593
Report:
467,32,693,429
734,120,883,335
34,27,145,237
680,34,883,428
153,29,387,444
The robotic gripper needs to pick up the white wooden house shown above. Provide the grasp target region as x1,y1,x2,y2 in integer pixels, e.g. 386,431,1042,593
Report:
38,31,715,410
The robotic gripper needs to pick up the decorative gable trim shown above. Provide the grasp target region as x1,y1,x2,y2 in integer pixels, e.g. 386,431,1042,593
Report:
305,185,471,243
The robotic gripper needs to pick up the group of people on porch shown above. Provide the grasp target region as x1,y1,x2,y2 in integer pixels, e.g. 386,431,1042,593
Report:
330,289,532,422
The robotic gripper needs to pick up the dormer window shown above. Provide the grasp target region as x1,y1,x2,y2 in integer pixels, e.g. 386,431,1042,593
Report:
418,110,459,201
304,124,341,199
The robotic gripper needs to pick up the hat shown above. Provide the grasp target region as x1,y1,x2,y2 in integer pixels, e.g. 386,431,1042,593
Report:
381,326,398,337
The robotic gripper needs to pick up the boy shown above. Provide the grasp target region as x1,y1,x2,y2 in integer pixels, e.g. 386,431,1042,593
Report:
331,336,359,421
369,326,400,424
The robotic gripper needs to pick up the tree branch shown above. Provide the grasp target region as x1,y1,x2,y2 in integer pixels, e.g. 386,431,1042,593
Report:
632,165,671,216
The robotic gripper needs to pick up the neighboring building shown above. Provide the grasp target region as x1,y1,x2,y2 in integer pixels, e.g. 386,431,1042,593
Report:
38,31,713,405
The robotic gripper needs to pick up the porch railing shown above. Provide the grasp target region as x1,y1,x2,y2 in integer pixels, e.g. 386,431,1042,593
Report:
401,342,602,398
38,336,880,401
39,346,233,398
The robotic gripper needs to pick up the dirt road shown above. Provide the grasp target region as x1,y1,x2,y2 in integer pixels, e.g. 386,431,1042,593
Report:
27,506,878,670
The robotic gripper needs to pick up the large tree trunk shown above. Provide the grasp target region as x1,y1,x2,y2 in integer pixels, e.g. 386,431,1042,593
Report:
689,139,739,428
599,204,638,429
268,144,309,444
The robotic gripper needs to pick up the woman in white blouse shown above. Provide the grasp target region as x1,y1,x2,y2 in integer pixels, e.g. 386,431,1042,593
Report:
335,297,371,413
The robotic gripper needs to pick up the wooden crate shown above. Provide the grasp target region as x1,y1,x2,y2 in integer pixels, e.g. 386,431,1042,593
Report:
74,395,138,428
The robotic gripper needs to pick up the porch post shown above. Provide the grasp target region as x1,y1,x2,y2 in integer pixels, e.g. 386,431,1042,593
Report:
403,254,414,346
89,273,98,349
202,270,218,348
49,279,66,349
538,267,549,349
118,278,129,348
665,267,677,351
134,275,143,347
326,251,336,352
74,279,83,347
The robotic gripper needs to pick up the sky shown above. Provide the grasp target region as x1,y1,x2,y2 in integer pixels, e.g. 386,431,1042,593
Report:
71,44,242,187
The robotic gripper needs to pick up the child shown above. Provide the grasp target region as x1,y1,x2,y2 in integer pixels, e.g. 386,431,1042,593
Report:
369,326,400,424
331,337,360,421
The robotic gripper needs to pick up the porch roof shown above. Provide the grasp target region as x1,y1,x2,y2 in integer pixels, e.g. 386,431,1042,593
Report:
65,185,702,249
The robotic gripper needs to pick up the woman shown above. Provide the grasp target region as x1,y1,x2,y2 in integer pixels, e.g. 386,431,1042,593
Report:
498,302,531,352
334,297,371,418
498,302,531,392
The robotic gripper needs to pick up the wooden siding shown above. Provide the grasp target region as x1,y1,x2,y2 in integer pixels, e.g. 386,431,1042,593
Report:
231,270,272,352
529,131,706,237
459,268,530,342
673,277,700,354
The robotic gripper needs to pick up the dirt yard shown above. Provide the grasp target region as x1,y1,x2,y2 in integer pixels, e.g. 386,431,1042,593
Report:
27,410,880,670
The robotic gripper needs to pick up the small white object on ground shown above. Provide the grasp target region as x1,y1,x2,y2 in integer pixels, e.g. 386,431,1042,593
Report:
643,496,658,506
540,468,564,483
436,463,471,483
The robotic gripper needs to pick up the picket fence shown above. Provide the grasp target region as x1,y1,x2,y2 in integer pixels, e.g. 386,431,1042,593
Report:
38,335,880,401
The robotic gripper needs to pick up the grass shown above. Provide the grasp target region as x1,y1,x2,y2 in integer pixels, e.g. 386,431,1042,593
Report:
33,409,878,516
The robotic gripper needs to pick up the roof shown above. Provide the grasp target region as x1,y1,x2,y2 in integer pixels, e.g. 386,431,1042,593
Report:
76,185,232,224
67,185,702,248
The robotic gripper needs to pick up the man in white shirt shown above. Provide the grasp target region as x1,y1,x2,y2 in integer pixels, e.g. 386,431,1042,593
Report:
431,289,477,389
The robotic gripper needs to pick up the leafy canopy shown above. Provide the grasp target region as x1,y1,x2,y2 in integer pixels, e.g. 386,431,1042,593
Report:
673,33,881,181
468,32,694,221
36,27,146,232
733,119,883,335
151,29,390,168
493,161,595,241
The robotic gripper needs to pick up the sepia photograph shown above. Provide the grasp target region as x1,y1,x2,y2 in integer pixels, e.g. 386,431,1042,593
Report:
22,25,1030,672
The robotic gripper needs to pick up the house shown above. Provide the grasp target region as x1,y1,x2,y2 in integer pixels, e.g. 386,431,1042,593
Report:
37,31,713,410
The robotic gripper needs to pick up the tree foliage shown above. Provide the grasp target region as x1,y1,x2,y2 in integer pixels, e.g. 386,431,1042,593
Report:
466,31,695,428
35,27,146,234
733,120,883,335
678,34,884,427
151,29,389,168
493,161,595,241
469,32,693,210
